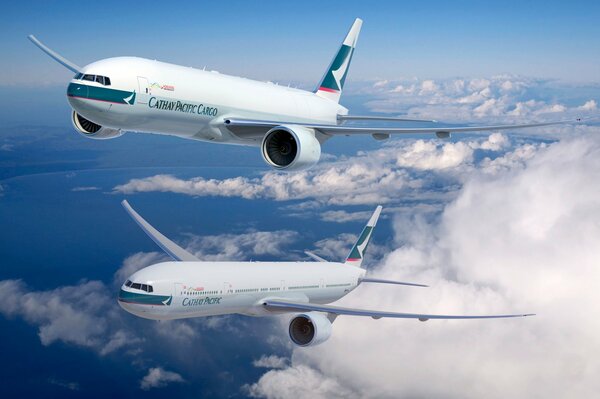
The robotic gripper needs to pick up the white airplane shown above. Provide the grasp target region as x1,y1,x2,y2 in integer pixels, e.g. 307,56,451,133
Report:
118,200,533,346
29,19,579,171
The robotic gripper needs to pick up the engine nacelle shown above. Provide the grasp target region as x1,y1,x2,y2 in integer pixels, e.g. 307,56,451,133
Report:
261,125,321,171
288,312,332,347
71,111,123,140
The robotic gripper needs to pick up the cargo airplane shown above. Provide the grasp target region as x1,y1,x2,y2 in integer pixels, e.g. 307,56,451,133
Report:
118,200,533,347
29,19,580,171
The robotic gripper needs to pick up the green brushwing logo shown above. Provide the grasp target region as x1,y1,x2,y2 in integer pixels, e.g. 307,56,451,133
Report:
320,44,354,92
124,91,136,105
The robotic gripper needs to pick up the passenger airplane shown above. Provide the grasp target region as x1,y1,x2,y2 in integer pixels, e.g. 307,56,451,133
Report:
29,19,580,171
118,200,533,346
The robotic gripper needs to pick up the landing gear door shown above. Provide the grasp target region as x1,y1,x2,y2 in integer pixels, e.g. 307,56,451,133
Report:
137,76,150,104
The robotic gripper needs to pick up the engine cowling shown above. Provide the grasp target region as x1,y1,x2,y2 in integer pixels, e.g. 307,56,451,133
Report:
288,312,332,346
71,111,123,140
261,125,321,171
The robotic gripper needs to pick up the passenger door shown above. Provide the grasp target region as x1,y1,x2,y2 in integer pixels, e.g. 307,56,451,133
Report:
137,76,150,104
223,282,232,295
172,283,186,309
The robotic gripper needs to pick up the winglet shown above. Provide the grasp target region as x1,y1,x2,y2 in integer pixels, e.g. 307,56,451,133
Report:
315,18,362,103
345,205,382,267
28,35,81,73
121,200,199,262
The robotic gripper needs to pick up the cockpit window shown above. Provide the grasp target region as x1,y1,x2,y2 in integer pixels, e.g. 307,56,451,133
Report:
77,74,112,86
126,281,154,292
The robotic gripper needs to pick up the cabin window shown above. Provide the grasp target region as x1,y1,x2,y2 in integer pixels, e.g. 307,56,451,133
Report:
74,73,83,80
104,77,111,86
131,283,141,290
82,74,95,82
95,75,105,85
125,280,132,287
141,284,148,292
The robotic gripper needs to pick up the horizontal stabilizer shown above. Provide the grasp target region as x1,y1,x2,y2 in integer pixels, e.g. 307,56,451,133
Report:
28,35,81,73
121,200,199,262
263,299,534,321
305,251,328,262
360,277,428,287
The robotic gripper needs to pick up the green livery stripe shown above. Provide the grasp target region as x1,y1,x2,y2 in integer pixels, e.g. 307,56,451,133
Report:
118,289,172,306
67,83,136,105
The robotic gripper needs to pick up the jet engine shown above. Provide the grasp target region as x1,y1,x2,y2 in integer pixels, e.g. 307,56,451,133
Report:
71,110,123,140
261,125,321,171
288,312,332,346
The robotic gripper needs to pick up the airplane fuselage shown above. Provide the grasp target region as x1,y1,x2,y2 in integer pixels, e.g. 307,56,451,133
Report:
118,260,365,320
68,57,345,146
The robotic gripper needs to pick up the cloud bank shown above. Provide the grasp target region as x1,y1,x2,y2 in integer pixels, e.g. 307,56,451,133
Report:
114,132,562,212
352,76,597,123
248,134,600,398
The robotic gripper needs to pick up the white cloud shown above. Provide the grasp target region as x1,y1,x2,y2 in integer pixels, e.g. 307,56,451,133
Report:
250,133,600,398
0,279,116,351
395,140,474,170
185,230,300,261
357,76,589,124
578,99,597,111
99,330,143,356
253,355,289,369
140,367,185,390
114,133,533,208
419,79,438,94
246,364,356,399
114,175,265,199
319,209,375,223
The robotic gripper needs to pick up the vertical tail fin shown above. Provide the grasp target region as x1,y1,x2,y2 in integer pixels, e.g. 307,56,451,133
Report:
315,18,362,103
345,205,382,268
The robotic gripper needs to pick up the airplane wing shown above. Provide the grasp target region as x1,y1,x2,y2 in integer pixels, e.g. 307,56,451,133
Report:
337,115,437,123
360,277,428,287
28,35,81,73
121,200,200,262
223,117,583,138
262,299,534,321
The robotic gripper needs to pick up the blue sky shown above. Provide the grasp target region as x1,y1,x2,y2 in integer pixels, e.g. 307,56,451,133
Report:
1,1,600,397
2,0,600,86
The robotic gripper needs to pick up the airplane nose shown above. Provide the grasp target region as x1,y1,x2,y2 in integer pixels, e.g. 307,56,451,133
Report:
67,82,111,116
67,82,88,99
